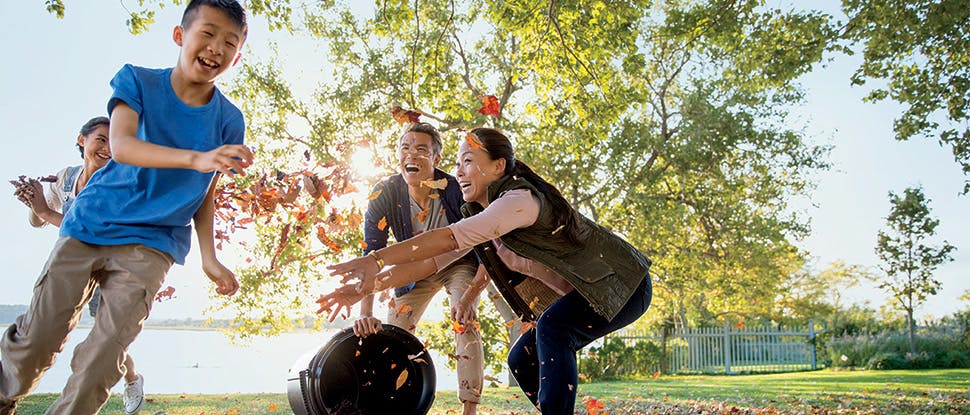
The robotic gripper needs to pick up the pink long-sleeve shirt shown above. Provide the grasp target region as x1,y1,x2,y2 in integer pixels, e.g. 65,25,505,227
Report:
442,189,575,295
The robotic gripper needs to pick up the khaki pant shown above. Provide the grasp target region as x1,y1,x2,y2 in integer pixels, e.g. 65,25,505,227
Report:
0,237,172,415
387,260,484,403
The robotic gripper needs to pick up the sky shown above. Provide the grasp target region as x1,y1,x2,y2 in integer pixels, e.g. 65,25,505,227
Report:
0,1,967,324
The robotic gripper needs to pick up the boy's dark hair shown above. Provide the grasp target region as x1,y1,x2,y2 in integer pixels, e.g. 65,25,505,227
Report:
182,0,247,31
77,116,110,158
402,122,443,156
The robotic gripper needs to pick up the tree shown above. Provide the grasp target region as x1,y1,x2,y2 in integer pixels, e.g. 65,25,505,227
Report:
41,2,838,341
774,260,875,328
841,0,970,193
875,186,956,353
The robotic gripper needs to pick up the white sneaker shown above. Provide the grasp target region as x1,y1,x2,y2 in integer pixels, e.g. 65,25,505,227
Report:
123,374,145,415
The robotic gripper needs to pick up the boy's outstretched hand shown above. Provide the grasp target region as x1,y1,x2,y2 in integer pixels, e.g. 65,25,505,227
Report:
315,270,379,322
193,144,254,177
203,258,239,296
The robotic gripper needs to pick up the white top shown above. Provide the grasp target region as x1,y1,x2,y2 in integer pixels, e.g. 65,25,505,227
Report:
28,165,81,228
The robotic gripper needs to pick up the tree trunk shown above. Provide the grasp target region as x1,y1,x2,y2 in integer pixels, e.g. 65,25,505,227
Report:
906,308,916,355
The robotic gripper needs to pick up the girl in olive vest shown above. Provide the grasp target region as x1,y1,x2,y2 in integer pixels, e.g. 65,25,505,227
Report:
321,128,652,415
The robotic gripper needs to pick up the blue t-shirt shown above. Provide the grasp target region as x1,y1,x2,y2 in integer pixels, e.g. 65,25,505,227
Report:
60,64,245,264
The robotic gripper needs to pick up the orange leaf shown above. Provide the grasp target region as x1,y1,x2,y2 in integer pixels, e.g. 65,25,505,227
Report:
420,178,448,190
268,404,279,411
652,370,661,379
584,397,605,415
368,188,383,200
476,94,501,117
227,410,240,415
452,320,466,334
360,240,368,250
519,320,537,334
154,286,176,302
395,369,409,390
316,226,343,254
390,105,422,125
465,132,485,151
414,208,430,224
377,217,388,231
397,304,413,315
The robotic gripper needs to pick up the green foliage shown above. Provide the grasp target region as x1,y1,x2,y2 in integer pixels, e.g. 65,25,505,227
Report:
578,337,661,381
826,330,970,369
875,186,956,352
773,260,876,327
45,0,64,18
842,0,970,193
48,1,840,337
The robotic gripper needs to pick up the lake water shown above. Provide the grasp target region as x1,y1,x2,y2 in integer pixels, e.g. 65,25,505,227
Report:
12,327,464,395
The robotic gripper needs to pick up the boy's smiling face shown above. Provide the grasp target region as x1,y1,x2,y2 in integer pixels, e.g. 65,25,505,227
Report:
173,5,246,85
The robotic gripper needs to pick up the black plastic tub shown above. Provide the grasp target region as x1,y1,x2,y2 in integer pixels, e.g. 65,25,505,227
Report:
287,325,436,415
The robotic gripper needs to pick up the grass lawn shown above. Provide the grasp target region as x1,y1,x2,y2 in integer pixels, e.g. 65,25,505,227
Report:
15,368,970,414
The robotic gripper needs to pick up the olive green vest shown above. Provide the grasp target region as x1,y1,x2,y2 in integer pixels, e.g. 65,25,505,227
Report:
461,175,651,321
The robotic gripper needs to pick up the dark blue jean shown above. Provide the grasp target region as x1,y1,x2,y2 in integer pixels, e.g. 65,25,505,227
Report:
507,274,652,415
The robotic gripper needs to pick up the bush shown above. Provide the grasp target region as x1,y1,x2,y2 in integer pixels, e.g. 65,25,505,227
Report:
578,337,661,381
828,331,970,370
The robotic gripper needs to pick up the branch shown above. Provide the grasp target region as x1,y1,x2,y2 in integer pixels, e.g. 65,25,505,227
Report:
451,31,484,97
547,0,604,93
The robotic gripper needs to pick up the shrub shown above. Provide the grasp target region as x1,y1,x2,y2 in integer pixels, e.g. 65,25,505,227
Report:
578,337,662,381
828,330,970,370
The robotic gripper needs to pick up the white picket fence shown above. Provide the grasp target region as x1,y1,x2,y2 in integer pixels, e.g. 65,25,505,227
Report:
611,322,818,374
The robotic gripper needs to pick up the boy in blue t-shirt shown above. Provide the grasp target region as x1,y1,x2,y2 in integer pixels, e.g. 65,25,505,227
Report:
0,1,253,414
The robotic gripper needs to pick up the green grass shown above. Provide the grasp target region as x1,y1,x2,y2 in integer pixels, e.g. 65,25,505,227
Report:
15,369,970,414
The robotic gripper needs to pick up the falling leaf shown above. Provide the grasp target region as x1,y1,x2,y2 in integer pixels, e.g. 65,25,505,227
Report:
453,321,466,334
652,370,661,379
464,132,485,151
550,224,565,235
505,320,518,328
528,296,540,310
395,369,409,390
476,94,501,117
420,178,448,190
360,240,368,250
154,286,176,302
316,226,342,254
355,350,361,357
397,304,413,315
390,105,422,125
520,320,537,334
377,217,388,231
415,208,430,224
368,188,383,200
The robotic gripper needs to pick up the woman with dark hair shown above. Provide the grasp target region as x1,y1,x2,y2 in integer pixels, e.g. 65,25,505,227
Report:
318,127,652,414
12,116,149,415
